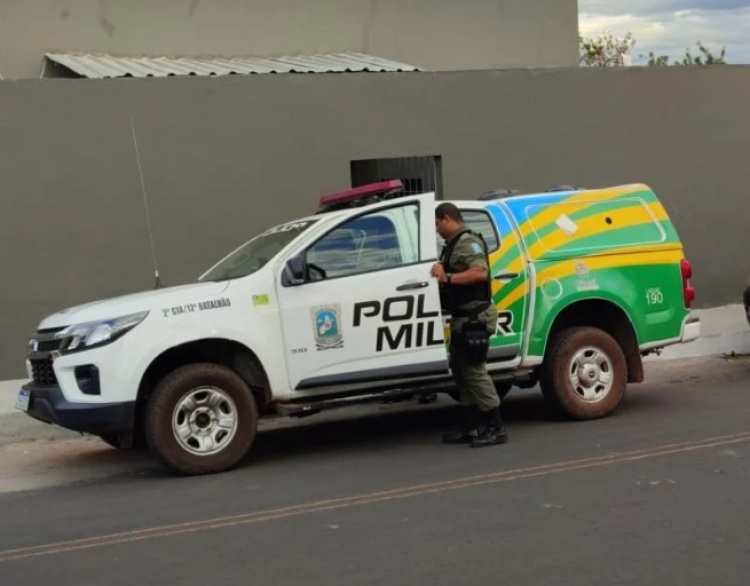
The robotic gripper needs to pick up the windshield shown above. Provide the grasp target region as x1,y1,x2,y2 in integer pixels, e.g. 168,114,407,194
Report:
199,218,319,282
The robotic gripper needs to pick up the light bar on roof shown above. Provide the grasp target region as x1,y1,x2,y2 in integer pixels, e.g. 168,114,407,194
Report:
317,179,404,213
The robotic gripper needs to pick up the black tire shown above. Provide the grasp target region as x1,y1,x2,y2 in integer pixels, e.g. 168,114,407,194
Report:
539,326,627,420
448,380,513,403
144,363,258,476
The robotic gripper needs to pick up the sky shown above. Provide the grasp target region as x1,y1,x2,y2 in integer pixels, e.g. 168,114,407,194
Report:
578,0,750,64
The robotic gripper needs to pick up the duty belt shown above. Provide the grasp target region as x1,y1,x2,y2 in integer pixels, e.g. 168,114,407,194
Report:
451,301,491,319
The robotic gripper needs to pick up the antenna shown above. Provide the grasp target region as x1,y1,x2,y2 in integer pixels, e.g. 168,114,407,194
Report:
129,116,161,289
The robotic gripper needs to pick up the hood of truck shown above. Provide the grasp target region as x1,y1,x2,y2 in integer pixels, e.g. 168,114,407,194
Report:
37,281,232,330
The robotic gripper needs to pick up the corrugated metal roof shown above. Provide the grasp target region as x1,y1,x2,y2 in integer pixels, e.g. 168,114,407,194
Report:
44,51,422,79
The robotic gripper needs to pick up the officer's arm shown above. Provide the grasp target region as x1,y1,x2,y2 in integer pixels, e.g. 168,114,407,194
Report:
446,239,489,284
446,267,487,284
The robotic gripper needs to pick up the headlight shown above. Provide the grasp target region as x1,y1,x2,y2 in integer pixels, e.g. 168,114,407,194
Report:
55,311,149,352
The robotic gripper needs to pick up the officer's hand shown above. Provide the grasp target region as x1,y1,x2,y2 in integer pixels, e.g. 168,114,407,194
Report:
430,262,446,281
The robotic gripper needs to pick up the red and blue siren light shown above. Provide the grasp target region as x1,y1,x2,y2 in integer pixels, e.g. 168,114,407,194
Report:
317,179,404,213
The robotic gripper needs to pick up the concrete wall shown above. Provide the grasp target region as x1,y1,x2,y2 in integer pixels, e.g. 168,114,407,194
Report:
1,65,750,378
0,0,579,79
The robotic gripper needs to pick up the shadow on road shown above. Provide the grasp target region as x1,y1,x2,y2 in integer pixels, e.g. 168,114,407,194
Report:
251,392,546,459
92,386,667,480
4,391,557,487
7,353,748,491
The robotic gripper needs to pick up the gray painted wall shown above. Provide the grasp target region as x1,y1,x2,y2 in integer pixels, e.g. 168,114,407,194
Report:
0,0,579,79
1,65,749,378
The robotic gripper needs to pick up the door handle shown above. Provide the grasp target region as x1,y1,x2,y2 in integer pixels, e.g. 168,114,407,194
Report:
396,281,429,291
494,271,520,281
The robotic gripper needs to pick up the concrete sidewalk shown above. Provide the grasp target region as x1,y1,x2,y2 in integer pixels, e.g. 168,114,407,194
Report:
0,380,19,415
0,379,81,447
1,303,748,448
644,303,750,361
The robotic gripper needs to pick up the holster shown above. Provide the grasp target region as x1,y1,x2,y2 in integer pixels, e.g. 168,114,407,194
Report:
451,302,491,365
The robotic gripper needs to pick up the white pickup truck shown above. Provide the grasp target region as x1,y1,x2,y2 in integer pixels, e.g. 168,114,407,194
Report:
17,179,699,475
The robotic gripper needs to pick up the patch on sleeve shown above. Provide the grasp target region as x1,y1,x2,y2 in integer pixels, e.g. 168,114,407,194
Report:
470,242,482,254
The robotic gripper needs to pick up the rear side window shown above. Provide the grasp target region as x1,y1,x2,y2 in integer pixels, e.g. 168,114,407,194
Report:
436,210,500,253
462,210,500,251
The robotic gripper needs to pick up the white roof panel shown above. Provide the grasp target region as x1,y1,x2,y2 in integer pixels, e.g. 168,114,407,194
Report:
44,51,422,79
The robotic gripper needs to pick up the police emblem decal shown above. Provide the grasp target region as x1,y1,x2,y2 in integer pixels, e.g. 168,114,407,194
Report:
311,304,344,350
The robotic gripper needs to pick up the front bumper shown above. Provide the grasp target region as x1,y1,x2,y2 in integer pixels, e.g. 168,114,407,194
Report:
19,383,135,435
744,286,750,326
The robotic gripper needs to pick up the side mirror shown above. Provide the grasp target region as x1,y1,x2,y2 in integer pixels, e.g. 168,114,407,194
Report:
283,255,306,286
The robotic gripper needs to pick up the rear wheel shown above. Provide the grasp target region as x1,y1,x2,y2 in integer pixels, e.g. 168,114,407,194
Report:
144,363,258,475
539,326,627,420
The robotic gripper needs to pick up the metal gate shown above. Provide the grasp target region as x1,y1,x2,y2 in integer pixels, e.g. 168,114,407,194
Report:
350,155,443,199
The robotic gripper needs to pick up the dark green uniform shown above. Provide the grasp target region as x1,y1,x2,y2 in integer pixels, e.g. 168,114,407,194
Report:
441,229,500,412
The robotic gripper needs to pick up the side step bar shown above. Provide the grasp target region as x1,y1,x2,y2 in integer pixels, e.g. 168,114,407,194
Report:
274,369,536,419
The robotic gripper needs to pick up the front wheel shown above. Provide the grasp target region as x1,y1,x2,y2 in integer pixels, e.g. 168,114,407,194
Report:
539,326,627,420
144,363,259,476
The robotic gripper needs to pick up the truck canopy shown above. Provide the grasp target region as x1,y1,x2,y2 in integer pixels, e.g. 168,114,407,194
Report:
498,183,682,262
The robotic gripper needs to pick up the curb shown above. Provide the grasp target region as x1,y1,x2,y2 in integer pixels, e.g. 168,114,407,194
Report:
2,304,748,447
0,412,83,448
644,303,750,361
644,330,750,361
0,380,83,447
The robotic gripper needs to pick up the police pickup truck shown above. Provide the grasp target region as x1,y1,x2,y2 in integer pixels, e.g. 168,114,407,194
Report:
17,180,700,475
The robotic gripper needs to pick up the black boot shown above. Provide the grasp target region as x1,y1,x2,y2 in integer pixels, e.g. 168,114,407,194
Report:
442,406,481,444
470,407,508,447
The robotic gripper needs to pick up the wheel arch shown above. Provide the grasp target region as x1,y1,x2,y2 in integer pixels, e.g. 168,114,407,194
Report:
136,338,274,424
540,297,643,384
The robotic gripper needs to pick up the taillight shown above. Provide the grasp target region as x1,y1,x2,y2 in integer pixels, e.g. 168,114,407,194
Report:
681,259,695,308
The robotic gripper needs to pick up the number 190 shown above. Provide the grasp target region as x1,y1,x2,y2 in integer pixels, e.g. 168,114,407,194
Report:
646,287,664,305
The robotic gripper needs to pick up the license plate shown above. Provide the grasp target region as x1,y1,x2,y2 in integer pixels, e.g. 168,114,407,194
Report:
16,390,30,412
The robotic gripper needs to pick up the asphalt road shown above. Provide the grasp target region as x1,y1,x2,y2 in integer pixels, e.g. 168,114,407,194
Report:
1,355,750,585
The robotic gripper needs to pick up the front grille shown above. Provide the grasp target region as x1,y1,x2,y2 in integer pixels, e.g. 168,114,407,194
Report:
34,338,63,353
37,327,65,333
29,328,65,354
30,357,57,387
28,327,65,387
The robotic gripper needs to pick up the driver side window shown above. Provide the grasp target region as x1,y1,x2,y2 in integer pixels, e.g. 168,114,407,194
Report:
306,203,420,280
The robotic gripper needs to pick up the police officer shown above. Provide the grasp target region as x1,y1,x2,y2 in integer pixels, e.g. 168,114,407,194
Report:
430,202,508,447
